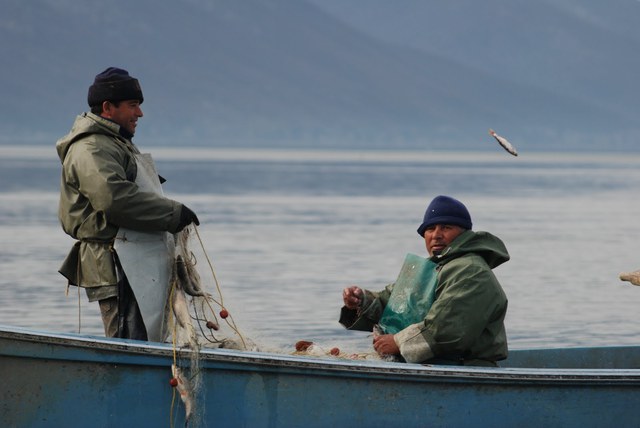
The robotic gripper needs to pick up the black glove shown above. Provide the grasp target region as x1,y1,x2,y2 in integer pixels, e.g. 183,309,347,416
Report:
176,205,200,232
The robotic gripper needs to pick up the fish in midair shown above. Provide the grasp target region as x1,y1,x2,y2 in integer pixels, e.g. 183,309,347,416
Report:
619,270,640,286
489,129,518,156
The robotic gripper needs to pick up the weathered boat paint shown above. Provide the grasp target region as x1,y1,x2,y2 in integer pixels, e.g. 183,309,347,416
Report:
2,325,640,427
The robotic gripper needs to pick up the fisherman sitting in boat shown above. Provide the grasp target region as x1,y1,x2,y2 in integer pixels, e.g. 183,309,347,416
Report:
56,67,199,340
340,195,509,367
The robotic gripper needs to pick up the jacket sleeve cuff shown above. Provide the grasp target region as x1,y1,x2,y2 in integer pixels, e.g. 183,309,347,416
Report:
338,289,388,332
394,323,434,363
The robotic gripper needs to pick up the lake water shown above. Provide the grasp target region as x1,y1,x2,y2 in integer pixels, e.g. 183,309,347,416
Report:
1,145,640,355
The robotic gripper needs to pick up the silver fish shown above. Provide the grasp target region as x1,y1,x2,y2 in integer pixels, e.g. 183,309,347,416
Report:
171,364,193,424
619,270,640,286
489,129,518,156
176,255,206,297
171,285,197,344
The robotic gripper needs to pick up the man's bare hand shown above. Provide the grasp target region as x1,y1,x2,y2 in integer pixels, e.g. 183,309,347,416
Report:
373,334,400,356
342,286,363,309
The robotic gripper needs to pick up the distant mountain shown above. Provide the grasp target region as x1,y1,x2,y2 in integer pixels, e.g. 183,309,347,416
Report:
310,0,640,149
1,0,638,151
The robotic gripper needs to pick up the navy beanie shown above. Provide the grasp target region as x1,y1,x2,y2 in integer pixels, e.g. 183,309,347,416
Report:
417,195,472,236
87,67,144,107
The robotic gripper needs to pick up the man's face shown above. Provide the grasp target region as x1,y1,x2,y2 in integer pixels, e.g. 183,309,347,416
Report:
102,99,143,135
423,224,465,256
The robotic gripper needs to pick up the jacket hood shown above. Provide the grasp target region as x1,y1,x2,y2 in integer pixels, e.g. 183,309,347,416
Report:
431,230,510,269
56,113,121,162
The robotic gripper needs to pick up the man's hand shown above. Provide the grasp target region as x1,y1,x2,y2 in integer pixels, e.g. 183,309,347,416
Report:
342,286,363,309
373,334,400,356
176,205,200,232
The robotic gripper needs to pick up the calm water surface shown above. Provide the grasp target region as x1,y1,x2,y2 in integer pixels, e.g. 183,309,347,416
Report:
1,146,640,355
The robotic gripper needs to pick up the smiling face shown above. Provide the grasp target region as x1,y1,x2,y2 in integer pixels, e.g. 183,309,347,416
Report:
101,99,143,135
423,224,466,256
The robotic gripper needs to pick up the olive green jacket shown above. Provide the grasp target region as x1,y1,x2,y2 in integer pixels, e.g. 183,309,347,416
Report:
56,113,182,298
341,230,509,365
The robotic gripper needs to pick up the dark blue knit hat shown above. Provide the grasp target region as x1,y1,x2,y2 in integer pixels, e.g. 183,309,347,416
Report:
417,195,472,236
87,67,144,107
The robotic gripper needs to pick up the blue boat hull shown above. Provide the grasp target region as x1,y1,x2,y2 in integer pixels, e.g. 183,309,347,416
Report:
2,325,640,427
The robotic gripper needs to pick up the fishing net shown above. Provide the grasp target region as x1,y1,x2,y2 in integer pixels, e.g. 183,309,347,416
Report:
165,225,252,428
164,225,387,426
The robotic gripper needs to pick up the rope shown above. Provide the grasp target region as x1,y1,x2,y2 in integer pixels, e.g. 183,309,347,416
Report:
193,226,224,307
169,278,178,428
192,225,247,349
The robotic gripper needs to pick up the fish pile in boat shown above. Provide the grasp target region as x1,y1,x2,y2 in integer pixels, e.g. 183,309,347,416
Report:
292,337,390,361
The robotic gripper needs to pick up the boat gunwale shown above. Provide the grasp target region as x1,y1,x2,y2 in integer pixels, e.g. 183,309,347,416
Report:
3,325,640,386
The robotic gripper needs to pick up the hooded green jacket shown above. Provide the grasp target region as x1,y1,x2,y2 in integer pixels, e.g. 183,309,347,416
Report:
341,230,509,365
56,113,182,298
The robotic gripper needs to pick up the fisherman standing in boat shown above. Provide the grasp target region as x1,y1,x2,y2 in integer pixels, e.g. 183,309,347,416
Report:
340,195,509,367
56,67,199,340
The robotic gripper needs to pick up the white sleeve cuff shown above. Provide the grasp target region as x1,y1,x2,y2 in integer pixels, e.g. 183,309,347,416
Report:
394,323,434,363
